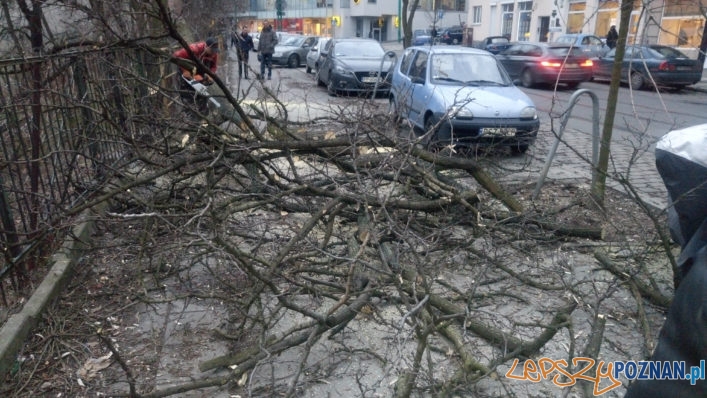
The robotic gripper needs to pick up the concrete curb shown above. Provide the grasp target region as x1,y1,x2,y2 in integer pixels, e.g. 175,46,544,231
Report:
0,210,96,378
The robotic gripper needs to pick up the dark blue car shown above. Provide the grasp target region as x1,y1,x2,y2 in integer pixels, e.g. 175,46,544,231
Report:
593,45,703,90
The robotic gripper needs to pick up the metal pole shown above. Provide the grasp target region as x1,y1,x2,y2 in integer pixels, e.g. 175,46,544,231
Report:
532,89,601,200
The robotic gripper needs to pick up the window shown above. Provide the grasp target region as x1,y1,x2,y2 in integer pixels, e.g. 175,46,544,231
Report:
517,1,532,41
400,49,416,76
658,17,704,47
410,51,429,80
502,3,514,38
664,0,700,16
473,6,482,24
437,0,465,12
567,2,586,34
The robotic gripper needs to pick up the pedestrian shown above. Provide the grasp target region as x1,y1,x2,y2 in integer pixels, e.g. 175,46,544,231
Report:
257,21,278,80
236,26,254,79
172,37,219,115
606,25,618,49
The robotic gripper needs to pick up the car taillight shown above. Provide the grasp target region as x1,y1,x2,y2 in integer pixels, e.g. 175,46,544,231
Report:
658,61,675,71
580,59,593,67
540,61,562,68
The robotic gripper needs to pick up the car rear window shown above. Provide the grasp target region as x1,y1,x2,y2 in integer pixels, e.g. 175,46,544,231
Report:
490,37,509,44
548,47,584,57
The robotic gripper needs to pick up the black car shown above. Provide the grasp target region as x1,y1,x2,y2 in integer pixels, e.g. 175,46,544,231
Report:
592,45,702,90
479,36,511,54
440,26,464,45
316,38,394,97
496,42,594,89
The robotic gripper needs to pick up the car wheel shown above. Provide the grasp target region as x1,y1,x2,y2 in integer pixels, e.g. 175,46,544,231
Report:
317,71,325,87
452,38,459,45
326,77,337,96
287,54,299,68
521,69,534,88
629,71,646,90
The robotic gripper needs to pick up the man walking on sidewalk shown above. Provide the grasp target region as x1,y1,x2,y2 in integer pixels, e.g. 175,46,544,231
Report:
257,21,278,80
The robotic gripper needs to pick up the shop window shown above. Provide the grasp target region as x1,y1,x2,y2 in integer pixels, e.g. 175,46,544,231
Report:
658,18,704,47
664,0,700,17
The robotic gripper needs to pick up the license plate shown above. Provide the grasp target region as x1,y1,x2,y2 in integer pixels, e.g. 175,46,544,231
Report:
361,76,379,83
565,63,578,68
481,127,517,136
676,66,693,71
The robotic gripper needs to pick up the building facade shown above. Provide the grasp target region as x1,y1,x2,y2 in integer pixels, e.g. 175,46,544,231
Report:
465,0,704,59
234,0,467,42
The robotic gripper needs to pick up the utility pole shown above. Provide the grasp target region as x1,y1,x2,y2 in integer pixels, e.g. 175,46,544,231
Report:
276,0,285,31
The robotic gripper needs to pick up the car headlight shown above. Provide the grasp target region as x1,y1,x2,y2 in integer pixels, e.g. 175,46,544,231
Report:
520,106,538,120
334,64,355,77
449,105,473,118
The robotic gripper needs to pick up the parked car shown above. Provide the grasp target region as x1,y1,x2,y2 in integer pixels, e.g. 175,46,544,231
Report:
317,38,394,97
389,46,540,154
479,36,511,54
592,45,703,90
439,25,464,45
271,35,318,68
495,42,594,89
555,33,609,58
412,29,433,46
306,37,330,74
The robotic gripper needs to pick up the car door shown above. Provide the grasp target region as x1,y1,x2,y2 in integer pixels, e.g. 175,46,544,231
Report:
583,35,606,57
407,50,430,128
392,48,417,120
593,47,616,80
318,40,335,84
497,44,524,79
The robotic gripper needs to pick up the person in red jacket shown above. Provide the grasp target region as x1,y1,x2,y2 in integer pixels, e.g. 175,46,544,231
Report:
172,37,219,117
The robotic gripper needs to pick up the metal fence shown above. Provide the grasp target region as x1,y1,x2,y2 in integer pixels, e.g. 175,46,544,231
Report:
0,47,169,302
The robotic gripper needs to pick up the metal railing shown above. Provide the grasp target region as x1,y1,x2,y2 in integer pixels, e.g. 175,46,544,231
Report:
0,47,168,301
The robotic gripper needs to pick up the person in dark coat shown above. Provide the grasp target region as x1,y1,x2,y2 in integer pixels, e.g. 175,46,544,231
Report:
606,25,618,49
624,124,707,397
257,21,278,80
236,26,254,79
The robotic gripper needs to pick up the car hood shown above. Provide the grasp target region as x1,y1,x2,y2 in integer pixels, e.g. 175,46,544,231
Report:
337,57,394,72
432,84,534,118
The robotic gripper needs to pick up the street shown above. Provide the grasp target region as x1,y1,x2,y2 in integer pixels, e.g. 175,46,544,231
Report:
221,44,707,210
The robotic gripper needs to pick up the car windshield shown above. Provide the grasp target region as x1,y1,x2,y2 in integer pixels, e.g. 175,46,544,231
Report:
489,37,509,44
334,42,384,58
282,36,305,46
555,36,576,44
431,53,509,85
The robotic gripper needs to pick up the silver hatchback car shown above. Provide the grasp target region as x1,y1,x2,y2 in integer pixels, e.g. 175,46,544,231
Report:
389,46,539,154
306,37,330,74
